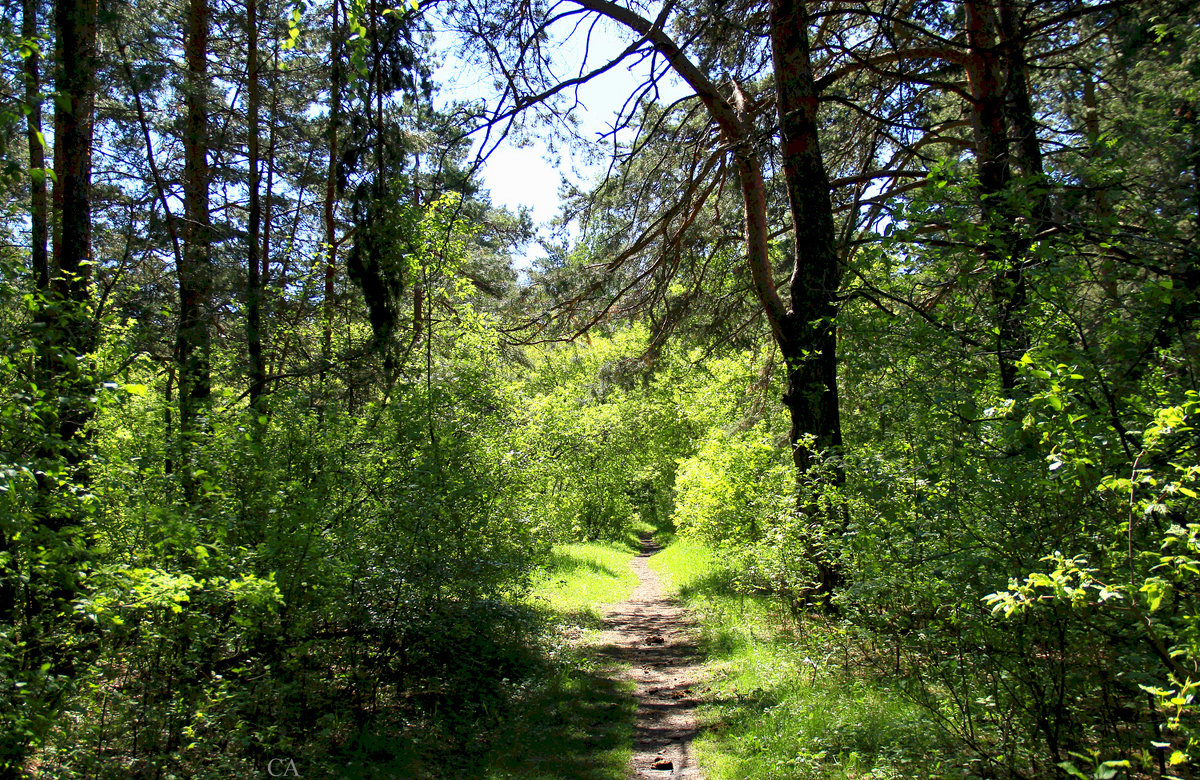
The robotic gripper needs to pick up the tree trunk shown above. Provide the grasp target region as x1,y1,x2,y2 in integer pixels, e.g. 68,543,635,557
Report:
322,0,343,369
247,0,266,423
571,0,845,469
3,0,100,769
769,0,844,476
4,0,49,642
769,0,844,603
965,0,1028,393
178,0,213,496
24,0,48,293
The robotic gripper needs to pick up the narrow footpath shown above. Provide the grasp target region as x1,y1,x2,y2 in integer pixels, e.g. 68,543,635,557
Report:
596,536,706,779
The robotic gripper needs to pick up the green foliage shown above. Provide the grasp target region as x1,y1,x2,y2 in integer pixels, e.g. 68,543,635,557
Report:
674,424,788,547
983,390,1200,771
515,327,693,543
650,538,960,780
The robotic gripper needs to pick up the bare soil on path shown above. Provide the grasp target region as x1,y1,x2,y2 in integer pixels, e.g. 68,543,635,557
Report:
595,536,706,780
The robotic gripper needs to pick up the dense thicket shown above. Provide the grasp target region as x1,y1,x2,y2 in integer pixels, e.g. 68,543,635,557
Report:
2,0,1199,777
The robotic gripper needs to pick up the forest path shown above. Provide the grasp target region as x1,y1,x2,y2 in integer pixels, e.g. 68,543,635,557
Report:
595,535,706,779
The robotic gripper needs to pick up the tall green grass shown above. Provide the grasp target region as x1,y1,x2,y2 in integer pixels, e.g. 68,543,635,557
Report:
650,538,962,780
527,540,640,623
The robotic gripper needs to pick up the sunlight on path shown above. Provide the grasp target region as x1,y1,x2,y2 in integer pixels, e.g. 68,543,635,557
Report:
596,536,706,780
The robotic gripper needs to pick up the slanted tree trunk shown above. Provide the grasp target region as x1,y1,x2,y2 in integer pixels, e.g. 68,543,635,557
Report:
178,0,213,496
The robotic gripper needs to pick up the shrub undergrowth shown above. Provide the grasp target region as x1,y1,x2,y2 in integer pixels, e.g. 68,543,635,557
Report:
651,538,966,780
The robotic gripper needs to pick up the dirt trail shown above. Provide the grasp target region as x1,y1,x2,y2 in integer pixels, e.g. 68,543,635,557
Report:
596,536,706,779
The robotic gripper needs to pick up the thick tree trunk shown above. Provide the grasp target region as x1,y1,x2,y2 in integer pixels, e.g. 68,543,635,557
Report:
178,0,213,494
768,0,844,604
769,0,843,477
48,0,98,497
3,0,99,770
965,0,1029,393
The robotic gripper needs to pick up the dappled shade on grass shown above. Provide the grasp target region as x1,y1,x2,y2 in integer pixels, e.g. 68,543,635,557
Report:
528,541,641,619
477,539,641,778
484,665,636,779
651,538,961,780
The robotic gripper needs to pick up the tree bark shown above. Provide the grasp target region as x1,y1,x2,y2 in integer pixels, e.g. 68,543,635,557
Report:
178,0,213,495
247,0,266,423
768,0,844,604
565,0,845,602
769,0,844,476
965,0,1029,393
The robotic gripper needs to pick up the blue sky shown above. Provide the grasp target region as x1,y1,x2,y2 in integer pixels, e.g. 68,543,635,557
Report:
432,13,690,263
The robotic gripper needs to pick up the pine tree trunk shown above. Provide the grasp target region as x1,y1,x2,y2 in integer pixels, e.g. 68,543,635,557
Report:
3,0,99,769
178,0,213,496
965,0,1028,393
247,0,266,423
322,0,343,369
769,0,843,474
769,0,844,603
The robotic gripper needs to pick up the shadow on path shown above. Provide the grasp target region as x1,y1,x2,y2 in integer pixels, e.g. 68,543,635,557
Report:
595,535,706,779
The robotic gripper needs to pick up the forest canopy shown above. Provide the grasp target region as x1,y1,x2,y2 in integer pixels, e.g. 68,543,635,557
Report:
1,0,1199,777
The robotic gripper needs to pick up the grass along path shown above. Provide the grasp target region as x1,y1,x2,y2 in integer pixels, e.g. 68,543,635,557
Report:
484,533,961,779
649,538,963,780
483,540,641,779
595,534,705,779
482,534,713,779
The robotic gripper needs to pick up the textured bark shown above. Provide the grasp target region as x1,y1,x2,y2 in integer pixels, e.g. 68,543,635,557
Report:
965,0,1028,393
769,0,843,475
178,0,213,492
768,0,844,604
997,2,1047,203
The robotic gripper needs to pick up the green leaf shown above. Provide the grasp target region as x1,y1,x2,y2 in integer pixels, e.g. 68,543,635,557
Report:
1056,762,1090,780
1141,579,1169,612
